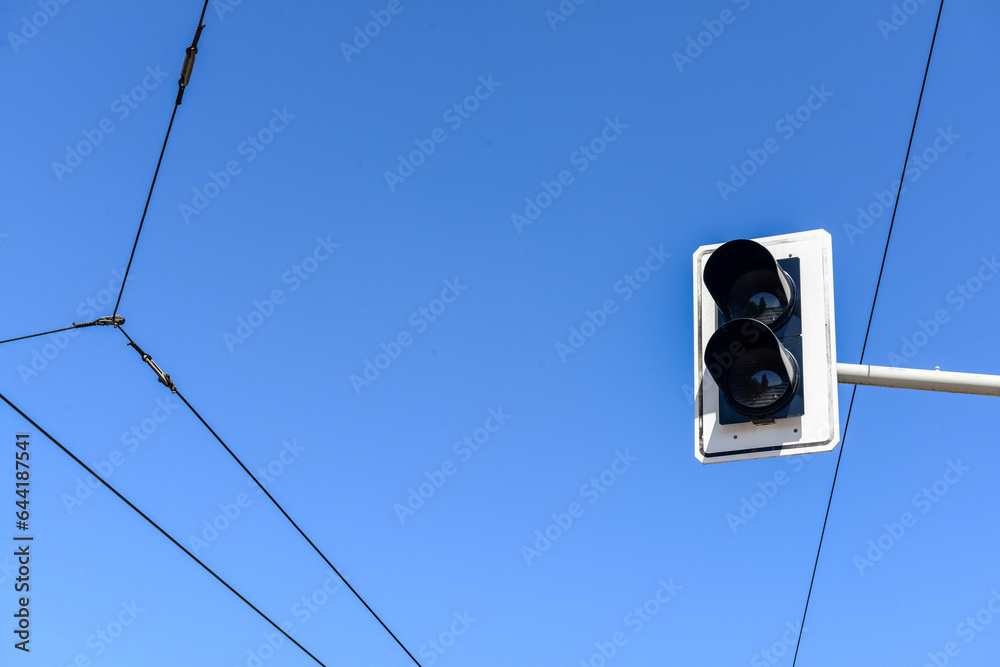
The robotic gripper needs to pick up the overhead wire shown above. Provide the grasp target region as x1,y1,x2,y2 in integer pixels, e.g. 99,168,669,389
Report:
24,0,424,661
116,326,425,667
0,316,125,346
0,324,87,346
0,1,336,662
789,2,946,665
0,388,328,667
111,0,210,318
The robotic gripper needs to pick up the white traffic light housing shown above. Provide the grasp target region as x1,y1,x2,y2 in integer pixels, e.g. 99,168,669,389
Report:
694,229,839,463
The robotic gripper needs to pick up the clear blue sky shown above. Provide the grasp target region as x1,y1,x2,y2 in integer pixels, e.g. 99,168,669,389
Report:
2,0,999,665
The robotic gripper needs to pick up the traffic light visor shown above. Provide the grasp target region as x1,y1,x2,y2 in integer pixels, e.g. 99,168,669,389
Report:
704,239,796,330
704,319,800,417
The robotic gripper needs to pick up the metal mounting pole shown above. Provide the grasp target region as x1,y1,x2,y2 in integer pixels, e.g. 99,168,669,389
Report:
837,363,1000,397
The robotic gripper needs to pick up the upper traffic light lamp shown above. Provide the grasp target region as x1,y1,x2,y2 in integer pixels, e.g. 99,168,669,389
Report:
693,230,839,464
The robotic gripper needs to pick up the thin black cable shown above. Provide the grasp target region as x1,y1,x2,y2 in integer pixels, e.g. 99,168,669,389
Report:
0,390,327,667
195,0,210,26
0,324,79,346
111,98,178,319
0,316,124,346
116,326,424,667
790,2,945,665
112,0,210,317
176,384,424,666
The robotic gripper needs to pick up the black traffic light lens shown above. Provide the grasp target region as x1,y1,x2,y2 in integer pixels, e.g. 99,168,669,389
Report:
727,348,794,412
725,268,791,327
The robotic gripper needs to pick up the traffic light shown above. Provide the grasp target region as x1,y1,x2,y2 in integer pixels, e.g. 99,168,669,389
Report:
693,230,839,464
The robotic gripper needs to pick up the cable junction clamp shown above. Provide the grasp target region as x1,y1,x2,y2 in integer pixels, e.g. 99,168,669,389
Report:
72,315,125,328
127,341,177,393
